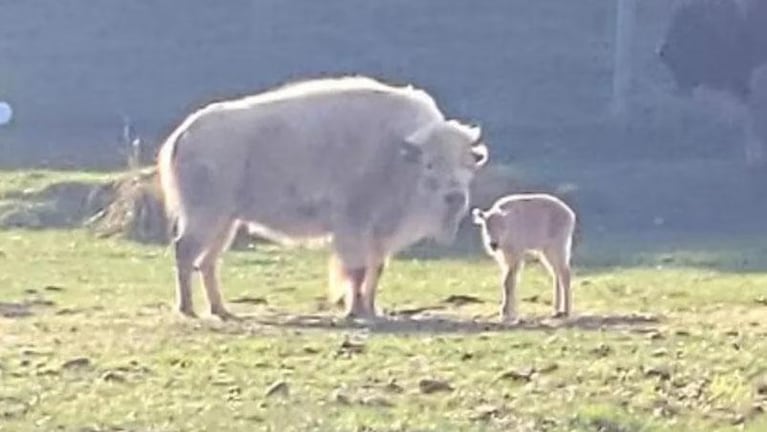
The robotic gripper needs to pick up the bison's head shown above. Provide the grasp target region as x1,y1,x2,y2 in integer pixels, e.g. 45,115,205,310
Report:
658,0,754,100
400,119,488,245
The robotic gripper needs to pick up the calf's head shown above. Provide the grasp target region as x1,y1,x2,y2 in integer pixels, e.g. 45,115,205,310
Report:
400,119,488,245
471,207,504,256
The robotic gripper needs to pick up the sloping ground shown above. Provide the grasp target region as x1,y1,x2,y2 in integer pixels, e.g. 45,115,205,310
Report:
0,171,114,229
0,165,530,247
0,169,166,243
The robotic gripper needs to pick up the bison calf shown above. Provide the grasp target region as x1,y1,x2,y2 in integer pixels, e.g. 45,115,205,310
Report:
471,194,576,323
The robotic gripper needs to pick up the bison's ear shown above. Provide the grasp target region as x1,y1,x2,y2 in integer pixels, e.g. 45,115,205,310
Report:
400,140,423,163
471,208,486,225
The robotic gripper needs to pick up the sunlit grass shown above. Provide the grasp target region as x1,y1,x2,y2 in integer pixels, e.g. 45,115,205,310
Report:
1,228,767,432
0,170,117,198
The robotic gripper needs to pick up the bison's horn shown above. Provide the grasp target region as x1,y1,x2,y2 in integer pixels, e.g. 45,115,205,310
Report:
471,143,488,167
469,125,483,147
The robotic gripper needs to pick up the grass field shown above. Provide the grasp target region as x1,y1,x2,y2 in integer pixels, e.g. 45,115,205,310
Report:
2,228,767,432
2,169,767,432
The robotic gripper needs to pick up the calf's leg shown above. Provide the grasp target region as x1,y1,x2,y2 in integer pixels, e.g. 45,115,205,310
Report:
500,254,523,323
544,245,572,318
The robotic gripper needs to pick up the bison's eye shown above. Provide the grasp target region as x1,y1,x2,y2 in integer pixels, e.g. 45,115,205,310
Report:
424,176,439,191
444,192,466,208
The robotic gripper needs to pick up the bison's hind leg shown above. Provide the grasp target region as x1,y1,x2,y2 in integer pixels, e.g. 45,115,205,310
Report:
173,234,204,318
196,220,240,320
172,214,238,320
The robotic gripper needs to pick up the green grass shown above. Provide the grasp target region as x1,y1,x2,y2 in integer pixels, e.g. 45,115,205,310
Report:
2,228,767,432
0,170,117,198
1,166,767,431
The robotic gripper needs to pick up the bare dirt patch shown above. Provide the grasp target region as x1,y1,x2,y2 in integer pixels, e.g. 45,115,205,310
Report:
0,297,57,319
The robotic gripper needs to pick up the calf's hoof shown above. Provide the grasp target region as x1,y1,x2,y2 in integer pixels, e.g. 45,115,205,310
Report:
551,311,570,319
500,313,520,325
211,307,239,321
176,305,198,319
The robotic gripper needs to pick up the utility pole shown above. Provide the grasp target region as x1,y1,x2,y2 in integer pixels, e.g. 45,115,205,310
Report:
610,0,636,123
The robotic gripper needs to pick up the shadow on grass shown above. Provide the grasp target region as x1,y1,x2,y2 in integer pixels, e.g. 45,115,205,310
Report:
238,311,661,335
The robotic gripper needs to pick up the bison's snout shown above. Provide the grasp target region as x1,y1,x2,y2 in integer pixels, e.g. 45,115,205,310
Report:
444,191,467,210
434,191,469,246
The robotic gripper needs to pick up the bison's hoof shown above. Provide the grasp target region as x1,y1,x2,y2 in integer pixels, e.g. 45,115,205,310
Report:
343,311,366,321
551,311,569,319
342,309,379,325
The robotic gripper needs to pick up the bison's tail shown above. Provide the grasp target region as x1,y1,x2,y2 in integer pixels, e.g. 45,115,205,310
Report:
156,125,187,244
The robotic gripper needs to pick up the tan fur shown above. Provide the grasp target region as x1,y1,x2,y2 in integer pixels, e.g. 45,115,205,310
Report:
157,75,489,320
472,193,576,322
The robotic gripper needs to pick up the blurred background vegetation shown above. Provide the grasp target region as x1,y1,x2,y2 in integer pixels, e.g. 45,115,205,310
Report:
0,0,764,253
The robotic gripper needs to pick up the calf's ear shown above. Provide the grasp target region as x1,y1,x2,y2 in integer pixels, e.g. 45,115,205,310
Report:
471,208,486,225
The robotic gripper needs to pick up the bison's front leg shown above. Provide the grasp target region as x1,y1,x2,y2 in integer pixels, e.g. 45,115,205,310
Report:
196,220,239,321
360,262,385,318
327,253,367,318
343,267,368,318
331,232,376,319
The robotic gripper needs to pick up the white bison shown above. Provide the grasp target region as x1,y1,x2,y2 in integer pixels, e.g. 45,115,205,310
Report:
471,194,576,323
157,76,489,320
